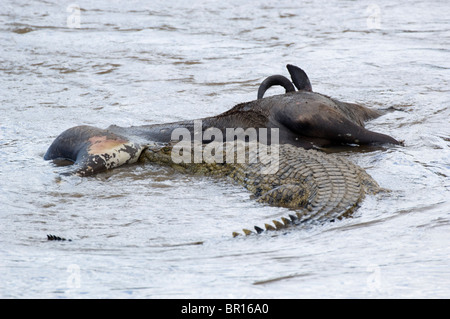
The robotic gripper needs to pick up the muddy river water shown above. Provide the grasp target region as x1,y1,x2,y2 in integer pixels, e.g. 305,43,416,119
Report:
1,0,449,298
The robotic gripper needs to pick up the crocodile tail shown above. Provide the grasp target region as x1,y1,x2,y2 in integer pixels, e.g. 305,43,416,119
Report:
232,146,379,236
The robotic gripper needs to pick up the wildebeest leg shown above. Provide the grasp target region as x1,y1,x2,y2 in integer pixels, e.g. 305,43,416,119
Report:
318,116,402,146
278,106,401,147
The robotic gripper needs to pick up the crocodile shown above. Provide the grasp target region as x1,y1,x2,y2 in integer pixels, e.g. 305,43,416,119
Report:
46,139,380,238
141,140,380,236
44,65,399,237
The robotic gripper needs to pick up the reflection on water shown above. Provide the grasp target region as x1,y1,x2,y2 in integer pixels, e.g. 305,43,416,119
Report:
1,0,449,298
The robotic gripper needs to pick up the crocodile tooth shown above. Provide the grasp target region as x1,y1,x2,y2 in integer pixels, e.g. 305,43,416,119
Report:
265,223,276,231
232,232,241,238
254,226,264,234
273,220,285,229
242,229,253,236
289,214,298,222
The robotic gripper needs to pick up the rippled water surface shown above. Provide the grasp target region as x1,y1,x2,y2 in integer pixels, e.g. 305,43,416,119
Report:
1,0,449,298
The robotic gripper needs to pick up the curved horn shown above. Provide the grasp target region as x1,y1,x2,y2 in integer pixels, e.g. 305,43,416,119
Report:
257,75,296,99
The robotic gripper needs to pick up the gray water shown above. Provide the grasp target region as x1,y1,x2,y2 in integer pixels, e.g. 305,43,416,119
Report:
1,0,449,298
